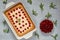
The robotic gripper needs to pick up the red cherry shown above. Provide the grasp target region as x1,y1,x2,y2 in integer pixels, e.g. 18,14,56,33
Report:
22,25,24,27
27,27,29,29
18,30,20,32
15,17,17,19
15,26,17,27
13,9,15,11
22,11,24,13
25,23,27,25
21,9,23,11
13,22,15,24
29,24,31,27
10,16,12,18
8,13,10,15
19,14,21,16
22,17,24,19
18,11,20,13
12,15,15,17
23,30,24,32
24,14,25,16
15,13,17,15
19,23,21,25
15,21,18,23
24,28,26,30
11,11,12,13
20,27,22,28
22,21,24,23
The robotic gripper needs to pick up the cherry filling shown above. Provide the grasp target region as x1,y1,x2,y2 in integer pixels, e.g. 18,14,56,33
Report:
28,21,31,25
10,17,12,20
11,11,12,13
9,16,12,18
16,8,18,10
8,13,10,15
19,14,21,16
23,30,24,32
29,24,31,27
13,22,15,24
12,15,15,17
15,13,17,15
22,17,24,19
21,9,23,11
20,27,22,28
24,28,26,30
15,17,17,19
25,23,27,25
18,30,20,32
24,14,25,16
22,24,24,27
22,21,24,23
27,27,29,29
40,19,53,33
18,11,20,13
15,26,17,27
26,19,28,20
15,21,18,23
13,9,15,11
19,23,21,25
11,20,13,22
22,11,24,13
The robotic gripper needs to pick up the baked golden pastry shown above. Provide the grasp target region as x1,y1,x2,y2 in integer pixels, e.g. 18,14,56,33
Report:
4,2,35,36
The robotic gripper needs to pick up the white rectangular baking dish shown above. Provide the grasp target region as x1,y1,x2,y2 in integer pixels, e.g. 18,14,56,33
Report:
3,2,36,40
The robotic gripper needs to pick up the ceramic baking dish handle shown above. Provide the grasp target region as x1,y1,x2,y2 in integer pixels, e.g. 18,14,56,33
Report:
24,32,32,39
5,2,15,9
24,28,36,39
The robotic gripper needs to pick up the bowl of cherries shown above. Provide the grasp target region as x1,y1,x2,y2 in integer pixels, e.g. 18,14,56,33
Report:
40,13,55,35
40,19,54,33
